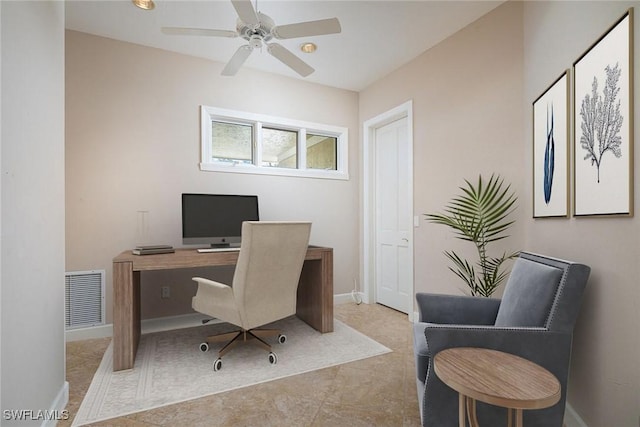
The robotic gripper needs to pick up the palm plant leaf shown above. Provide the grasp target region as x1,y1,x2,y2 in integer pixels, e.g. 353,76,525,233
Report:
425,174,518,297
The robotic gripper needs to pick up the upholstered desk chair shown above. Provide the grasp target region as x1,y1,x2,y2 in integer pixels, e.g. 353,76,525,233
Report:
192,221,311,371
413,251,590,426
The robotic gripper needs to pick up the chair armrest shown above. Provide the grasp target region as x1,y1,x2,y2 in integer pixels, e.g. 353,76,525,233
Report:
191,277,239,324
424,324,572,378
416,293,501,325
193,277,232,293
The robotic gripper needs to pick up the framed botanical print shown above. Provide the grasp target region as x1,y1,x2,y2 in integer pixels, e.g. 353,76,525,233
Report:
574,9,634,217
533,71,570,218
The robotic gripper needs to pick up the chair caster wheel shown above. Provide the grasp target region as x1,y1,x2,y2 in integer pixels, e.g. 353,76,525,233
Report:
278,334,287,344
213,358,222,371
268,352,278,365
199,342,209,352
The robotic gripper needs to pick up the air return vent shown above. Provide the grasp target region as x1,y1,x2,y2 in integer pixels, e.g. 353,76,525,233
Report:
65,270,105,330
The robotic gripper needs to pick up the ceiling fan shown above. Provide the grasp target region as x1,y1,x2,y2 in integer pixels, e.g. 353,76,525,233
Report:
161,0,342,77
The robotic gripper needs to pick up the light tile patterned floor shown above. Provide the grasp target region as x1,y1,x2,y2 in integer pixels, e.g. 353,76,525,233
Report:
61,303,421,427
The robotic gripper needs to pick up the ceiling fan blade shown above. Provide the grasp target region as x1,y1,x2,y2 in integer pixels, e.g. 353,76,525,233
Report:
267,43,314,77
272,18,341,40
231,0,259,26
161,27,238,38
221,45,253,76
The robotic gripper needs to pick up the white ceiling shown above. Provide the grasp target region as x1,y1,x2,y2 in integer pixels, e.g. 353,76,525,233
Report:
65,0,505,91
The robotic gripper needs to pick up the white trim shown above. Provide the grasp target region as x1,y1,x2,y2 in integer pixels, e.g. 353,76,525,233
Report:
200,105,349,180
65,323,112,342
141,312,213,334
40,381,69,427
65,313,212,342
564,403,588,427
334,292,358,305
362,100,414,315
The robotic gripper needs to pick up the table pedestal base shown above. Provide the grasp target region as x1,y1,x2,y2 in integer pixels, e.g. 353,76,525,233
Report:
459,394,523,427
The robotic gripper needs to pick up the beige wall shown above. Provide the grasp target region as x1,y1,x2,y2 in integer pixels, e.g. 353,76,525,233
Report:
359,1,526,298
1,1,66,422
523,2,640,425
65,31,359,322
359,0,640,425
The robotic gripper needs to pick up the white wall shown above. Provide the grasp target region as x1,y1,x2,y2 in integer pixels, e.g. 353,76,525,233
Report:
523,2,640,426
1,1,67,425
65,31,360,322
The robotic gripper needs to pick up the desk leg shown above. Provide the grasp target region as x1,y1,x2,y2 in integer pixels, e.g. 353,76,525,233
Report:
296,250,333,333
113,261,141,371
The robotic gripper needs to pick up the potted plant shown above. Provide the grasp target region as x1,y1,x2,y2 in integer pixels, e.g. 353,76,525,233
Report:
425,174,518,297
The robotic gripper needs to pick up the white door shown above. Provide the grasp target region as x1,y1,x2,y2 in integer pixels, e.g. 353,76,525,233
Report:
374,117,412,313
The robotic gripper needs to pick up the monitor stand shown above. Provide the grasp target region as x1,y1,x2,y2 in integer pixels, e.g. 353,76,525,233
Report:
210,243,240,249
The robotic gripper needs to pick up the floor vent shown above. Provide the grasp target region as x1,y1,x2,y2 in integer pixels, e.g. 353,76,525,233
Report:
65,270,106,330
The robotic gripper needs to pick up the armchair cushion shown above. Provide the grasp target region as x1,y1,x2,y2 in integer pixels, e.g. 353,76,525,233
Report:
494,258,563,327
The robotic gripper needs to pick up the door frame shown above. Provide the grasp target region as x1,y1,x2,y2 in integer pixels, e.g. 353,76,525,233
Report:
362,100,414,319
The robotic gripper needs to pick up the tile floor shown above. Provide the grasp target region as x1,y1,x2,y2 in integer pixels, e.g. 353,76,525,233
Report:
61,303,422,427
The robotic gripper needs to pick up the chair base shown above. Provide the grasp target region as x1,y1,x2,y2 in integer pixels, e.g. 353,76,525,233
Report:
204,328,283,358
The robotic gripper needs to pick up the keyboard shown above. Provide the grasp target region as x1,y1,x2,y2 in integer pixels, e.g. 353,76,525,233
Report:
197,247,241,253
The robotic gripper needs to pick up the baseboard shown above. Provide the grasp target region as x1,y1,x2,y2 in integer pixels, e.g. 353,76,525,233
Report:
67,296,363,342
65,313,213,341
40,381,69,427
334,292,355,305
564,402,588,427
65,323,113,342
141,312,213,334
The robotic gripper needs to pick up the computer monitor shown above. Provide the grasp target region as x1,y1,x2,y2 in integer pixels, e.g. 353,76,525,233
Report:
181,193,259,247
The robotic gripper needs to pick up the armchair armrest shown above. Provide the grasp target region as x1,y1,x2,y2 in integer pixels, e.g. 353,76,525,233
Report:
424,324,572,380
416,293,501,325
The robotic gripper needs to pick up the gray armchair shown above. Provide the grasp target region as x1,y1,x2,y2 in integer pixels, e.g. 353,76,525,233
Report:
413,251,590,426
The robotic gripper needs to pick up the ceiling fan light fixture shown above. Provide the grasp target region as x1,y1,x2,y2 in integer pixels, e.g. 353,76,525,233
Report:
300,42,317,53
132,0,155,10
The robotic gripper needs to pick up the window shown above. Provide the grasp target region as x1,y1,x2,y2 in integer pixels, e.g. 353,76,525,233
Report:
262,127,297,168
211,121,252,164
201,106,348,180
306,134,337,171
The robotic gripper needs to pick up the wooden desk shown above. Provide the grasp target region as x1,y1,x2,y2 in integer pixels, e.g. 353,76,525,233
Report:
434,347,561,427
112,246,333,371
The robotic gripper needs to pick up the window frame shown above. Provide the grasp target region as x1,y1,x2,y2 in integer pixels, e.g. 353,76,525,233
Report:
200,105,349,180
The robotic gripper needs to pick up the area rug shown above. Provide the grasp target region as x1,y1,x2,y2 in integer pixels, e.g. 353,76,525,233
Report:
72,317,391,426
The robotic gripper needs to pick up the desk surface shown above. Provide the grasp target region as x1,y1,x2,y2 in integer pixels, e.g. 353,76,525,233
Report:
434,347,561,410
114,245,332,271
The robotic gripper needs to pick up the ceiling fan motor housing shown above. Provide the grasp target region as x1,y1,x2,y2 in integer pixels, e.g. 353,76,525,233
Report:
237,12,274,46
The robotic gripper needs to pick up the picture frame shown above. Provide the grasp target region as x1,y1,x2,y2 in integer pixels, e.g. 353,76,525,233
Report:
573,9,634,217
533,71,570,218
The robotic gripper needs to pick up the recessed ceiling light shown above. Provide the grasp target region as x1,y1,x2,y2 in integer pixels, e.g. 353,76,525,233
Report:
132,0,155,10
300,43,317,54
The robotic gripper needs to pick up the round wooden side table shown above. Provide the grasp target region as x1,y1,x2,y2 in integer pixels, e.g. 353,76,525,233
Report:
433,347,561,427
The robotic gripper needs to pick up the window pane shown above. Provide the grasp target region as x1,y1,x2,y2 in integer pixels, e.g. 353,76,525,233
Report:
211,121,252,164
262,127,297,168
306,134,337,170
